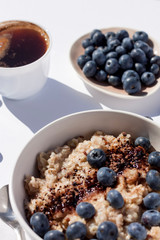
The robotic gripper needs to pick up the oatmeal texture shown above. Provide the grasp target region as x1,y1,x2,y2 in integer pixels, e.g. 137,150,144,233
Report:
25,131,160,239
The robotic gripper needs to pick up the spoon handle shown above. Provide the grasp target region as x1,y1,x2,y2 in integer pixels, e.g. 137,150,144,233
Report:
14,225,26,240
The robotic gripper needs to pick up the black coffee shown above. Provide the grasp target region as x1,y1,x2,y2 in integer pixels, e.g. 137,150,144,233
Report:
0,22,49,67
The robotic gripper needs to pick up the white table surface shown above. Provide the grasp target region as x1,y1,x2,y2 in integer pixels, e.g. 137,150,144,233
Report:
1,0,160,239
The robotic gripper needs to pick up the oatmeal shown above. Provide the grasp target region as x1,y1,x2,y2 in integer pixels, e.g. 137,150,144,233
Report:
24,131,160,239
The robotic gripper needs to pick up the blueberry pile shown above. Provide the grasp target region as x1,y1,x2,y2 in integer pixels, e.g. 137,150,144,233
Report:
77,29,160,94
29,136,160,240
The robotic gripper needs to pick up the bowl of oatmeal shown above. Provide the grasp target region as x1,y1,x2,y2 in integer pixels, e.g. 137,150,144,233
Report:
9,110,160,240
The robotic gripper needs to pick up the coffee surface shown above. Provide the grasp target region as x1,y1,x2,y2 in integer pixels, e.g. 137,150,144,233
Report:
0,25,48,67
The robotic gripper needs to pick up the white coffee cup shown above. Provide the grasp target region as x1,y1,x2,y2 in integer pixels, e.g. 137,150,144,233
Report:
0,20,51,100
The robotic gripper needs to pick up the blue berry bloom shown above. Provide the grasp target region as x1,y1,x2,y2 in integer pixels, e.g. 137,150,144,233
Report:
135,63,146,75
92,49,106,66
134,136,151,151
148,151,160,167
116,29,129,41
92,31,106,46
76,202,95,219
77,55,91,69
130,48,147,65
30,212,50,237
97,167,117,187
108,75,121,86
121,70,140,83
123,76,141,94
141,210,160,228
122,37,133,51
106,51,118,60
82,38,93,49
119,54,133,70
87,149,107,168
132,31,149,42
83,60,97,78
85,46,95,56
90,29,101,39
108,39,121,50
127,222,147,240
105,58,119,74
115,45,126,56
44,230,65,240
134,40,150,54
146,169,160,191
150,63,159,75
66,221,87,240
141,72,156,86
107,189,124,209
150,55,160,66
143,192,160,210
96,221,118,240
95,70,107,82
105,31,116,42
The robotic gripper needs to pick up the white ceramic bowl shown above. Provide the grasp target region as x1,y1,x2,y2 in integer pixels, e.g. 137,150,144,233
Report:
9,110,160,239
0,20,52,100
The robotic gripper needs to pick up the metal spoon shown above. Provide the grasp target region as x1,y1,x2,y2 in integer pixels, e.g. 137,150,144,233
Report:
0,184,26,240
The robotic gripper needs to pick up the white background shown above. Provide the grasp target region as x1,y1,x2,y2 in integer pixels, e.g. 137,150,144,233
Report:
0,0,160,239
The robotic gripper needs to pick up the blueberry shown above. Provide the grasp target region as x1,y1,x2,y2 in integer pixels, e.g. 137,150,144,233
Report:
146,47,154,59
122,37,133,51
150,55,160,66
85,46,95,56
116,29,129,41
95,70,107,82
127,222,147,240
77,55,91,69
30,212,50,237
141,210,160,228
119,54,133,70
90,29,101,39
146,169,160,191
123,76,141,94
108,75,121,86
134,136,151,150
108,39,121,50
121,70,140,83
96,221,118,240
141,72,156,86
143,192,160,210
148,151,160,167
82,38,93,49
102,46,112,54
105,58,119,74
44,230,65,240
106,51,118,60
97,167,117,187
105,31,116,42
92,49,106,66
76,202,95,219
107,189,124,209
66,221,87,240
134,40,150,54
92,32,106,46
135,63,146,75
83,60,97,78
133,31,149,42
130,48,147,65
87,149,107,168
115,45,126,56
150,63,159,75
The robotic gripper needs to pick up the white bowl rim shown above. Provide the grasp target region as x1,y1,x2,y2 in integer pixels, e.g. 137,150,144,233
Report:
9,109,160,239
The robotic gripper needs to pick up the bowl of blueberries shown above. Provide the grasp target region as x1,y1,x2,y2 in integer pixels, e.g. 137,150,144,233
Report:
70,27,160,98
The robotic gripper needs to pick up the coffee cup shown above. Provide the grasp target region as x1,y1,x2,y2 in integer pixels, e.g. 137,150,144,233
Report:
0,20,51,99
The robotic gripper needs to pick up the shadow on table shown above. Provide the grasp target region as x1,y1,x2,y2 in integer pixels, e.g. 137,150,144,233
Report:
3,78,102,133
